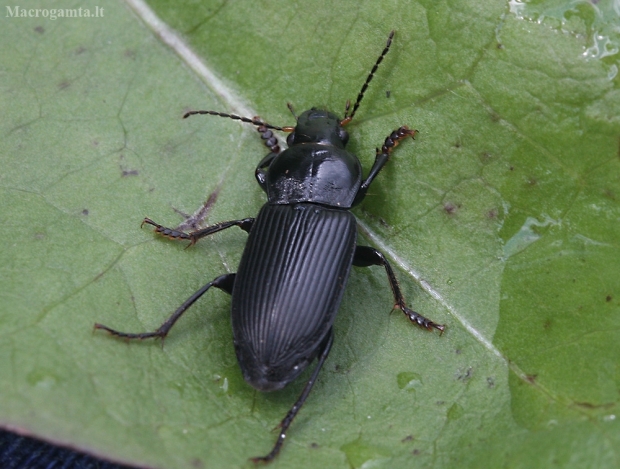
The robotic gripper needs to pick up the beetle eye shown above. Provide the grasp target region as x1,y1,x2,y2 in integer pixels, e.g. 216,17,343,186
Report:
339,128,349,145
286,132,295,146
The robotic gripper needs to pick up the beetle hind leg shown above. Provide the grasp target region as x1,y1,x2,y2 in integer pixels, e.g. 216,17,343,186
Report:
353,246,445,334
251,330,334,464
94,273,236,341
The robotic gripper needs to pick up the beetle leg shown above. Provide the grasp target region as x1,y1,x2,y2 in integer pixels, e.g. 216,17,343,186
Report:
254,116,289,192
142,217,255,246
255,152,277,191
352,127,418,206
251,330,334,464
94,273,235,341
256,119,283,155
353,246,445,333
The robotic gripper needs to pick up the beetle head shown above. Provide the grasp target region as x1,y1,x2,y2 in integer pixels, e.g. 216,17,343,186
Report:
286,108,349,149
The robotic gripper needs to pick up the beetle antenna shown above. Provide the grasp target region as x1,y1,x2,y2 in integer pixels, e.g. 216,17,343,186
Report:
184,110,294,132
286,102,298,120
341,30,395,126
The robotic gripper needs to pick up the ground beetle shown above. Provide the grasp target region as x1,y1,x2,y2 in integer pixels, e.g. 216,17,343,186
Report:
95,31,445,463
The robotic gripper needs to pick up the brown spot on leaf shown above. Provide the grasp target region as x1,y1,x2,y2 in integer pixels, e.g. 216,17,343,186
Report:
604,189,616,200
574,401,615,409
175,183,224,232
479,152,494,164
444,202,459,215
456,367,473,382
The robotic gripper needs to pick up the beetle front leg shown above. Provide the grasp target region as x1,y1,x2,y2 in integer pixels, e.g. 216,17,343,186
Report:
353,246,444,333
353,127,418,206
142,217,254,246
256,120,283,155
251,330,334,464
255,152,277,191
94,273,235,341
253,117,286,192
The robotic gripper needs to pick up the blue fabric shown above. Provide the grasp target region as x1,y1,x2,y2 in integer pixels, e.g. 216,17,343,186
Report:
0,430,135,469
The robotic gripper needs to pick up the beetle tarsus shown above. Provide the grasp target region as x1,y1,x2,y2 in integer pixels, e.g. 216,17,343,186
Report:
398,302,446,334
351,126,418,206
142,217,195,244
142,217,255,246
255,118,283,155
93,323,167,340
94,274,236,343
353,246,444,334
379,126,418,155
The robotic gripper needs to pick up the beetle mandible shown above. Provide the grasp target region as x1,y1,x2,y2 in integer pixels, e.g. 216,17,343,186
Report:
95,30,445,463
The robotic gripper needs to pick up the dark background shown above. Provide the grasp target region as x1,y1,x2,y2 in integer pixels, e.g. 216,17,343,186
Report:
0,430,136,469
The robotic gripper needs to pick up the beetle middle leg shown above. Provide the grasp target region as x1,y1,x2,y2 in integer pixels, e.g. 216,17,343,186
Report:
353,246,445,333
94,273,235,340
251,330,334,464
142,217,254,246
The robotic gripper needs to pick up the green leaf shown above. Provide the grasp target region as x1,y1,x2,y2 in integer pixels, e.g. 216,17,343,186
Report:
1,1,619,468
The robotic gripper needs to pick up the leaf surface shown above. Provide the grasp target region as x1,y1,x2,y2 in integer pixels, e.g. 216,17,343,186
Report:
1,1,619,468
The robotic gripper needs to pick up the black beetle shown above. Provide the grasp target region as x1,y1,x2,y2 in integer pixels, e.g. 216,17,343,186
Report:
95,31,444,463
